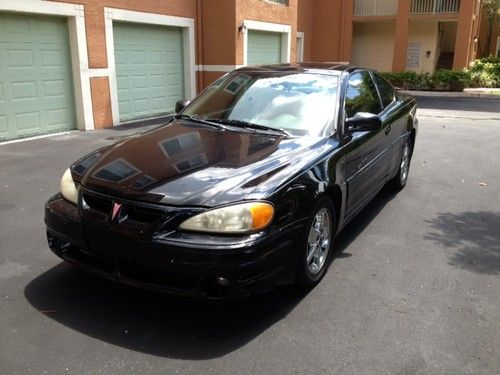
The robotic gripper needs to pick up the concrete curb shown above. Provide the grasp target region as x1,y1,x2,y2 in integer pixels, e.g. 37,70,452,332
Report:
401,90,500,99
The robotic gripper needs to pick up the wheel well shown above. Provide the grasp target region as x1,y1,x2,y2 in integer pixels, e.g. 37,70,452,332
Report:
325,185,342,231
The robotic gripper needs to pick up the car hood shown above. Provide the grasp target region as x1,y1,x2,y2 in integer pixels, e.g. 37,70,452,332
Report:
76,119,338,206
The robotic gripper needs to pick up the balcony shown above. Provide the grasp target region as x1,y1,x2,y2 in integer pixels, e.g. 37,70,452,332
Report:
354,0,398,17
411,0,460,15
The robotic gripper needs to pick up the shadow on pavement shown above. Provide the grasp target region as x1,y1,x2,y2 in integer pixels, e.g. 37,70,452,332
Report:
25,264,310,359
425,211,500,275
24,185,398,359
335,185,397,255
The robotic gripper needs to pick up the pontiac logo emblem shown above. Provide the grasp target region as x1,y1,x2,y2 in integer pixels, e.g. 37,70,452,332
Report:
111,202,122,221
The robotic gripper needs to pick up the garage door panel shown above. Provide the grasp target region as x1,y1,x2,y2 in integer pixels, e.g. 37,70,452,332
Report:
7,48,35,69
11,81,37,101
46,108,68,129
40,49,66,68
15,111,40,132
43,79,66,98
113,22,184,122
248,30,282,65
0,115,7,134
4,17,30,36
0,13,75,141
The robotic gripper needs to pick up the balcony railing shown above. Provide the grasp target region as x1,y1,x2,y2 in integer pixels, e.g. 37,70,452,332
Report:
411,0,460,14
354,0,398,16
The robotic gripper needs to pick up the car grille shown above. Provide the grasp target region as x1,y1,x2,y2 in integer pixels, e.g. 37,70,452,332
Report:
81,190,170,233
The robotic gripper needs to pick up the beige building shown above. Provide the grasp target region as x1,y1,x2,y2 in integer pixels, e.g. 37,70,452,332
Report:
0,0,483,141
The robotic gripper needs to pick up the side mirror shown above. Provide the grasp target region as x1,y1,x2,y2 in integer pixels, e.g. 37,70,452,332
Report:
175,99,191,114
346,112,382,133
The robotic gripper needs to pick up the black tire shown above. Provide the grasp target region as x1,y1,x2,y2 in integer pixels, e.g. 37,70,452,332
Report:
390,136,413,191
296,196,336,288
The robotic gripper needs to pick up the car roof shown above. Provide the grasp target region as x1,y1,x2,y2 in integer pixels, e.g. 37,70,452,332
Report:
234,62,362,76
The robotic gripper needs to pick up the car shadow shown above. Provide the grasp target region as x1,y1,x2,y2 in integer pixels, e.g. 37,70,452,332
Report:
334,185,397,257
24,263,311,359
425,211,500,275
24,185,398,359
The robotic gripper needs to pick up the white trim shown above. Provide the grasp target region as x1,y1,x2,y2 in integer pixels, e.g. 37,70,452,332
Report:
104,8,196,126
0,131,77,146
296,31,305,63
0,0,94,131
242,20,292,66
88,68,112,77
195,65,244,72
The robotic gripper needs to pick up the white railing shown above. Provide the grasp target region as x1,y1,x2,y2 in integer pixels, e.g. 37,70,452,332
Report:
354,0,398,16
411,0,460,14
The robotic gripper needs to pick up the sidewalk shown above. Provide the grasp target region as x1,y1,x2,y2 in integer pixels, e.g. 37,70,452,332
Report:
402,89,500,99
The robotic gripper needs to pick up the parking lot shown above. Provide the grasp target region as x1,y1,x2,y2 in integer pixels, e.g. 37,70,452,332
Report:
1,97,499,374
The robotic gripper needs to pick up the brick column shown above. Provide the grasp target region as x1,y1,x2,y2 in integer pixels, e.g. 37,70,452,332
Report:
392,0,411,72
453,0,475,70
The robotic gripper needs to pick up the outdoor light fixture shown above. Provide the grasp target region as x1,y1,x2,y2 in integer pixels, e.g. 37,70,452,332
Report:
238,23,247,34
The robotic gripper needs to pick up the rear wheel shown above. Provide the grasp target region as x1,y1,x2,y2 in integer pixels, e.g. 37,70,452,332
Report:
391,136,412,191
296,197,335,287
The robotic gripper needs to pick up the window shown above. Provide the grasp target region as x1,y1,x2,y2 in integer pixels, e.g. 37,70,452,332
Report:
372,73,395,108
345,71,382,118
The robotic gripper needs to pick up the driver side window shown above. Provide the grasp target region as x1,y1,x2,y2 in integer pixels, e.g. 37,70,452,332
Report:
345,71,382,118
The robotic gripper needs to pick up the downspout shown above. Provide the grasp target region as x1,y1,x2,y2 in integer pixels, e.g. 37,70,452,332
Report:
196,0,204,92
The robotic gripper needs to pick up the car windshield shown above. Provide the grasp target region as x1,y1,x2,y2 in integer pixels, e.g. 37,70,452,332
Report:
182,72,339,137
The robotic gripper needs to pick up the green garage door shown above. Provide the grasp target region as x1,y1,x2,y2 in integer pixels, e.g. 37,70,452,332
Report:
247,30,282,65
0,13,76,142
113,22,185,122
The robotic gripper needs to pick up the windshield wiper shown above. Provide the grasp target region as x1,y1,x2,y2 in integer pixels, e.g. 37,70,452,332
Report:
206,118,292,137
175,114,230,130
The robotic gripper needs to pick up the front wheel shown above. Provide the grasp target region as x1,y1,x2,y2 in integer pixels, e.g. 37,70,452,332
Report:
391,136,412,191
296,197,336,287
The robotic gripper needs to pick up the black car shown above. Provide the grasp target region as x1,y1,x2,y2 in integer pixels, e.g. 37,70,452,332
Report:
45,63,417,299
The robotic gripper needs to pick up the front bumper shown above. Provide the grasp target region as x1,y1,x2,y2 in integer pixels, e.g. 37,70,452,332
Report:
45,194,304,299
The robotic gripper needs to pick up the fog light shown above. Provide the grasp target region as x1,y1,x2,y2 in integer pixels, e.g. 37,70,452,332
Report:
216,276,230,286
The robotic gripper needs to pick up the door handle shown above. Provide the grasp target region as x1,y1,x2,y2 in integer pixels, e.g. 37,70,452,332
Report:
385,125,391,135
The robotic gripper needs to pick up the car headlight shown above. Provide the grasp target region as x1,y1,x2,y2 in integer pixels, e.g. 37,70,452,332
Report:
60,168,79,205
179,202,274,234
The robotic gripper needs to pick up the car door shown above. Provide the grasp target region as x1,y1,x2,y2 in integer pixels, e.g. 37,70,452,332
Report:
343,70,391,218
371,72,408,177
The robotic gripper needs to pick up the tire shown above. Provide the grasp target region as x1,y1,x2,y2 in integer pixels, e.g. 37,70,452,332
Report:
390,136,413,191
296,196,336,288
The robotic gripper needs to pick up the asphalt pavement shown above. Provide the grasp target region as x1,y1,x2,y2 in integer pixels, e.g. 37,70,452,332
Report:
1,97,499,374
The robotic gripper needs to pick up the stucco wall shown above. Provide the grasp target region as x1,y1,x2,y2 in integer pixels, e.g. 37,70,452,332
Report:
352,21,395,72
407,21,439,73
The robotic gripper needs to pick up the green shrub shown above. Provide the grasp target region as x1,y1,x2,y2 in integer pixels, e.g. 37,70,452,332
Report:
380,70,470,91
379,72,432,90
430,69,471,91
466,57,500,88
380,57,500,91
